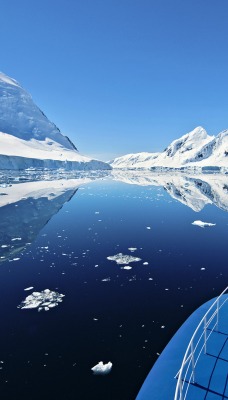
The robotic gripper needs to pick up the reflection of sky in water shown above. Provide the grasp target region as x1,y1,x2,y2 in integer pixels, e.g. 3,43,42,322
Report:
0,174,227,400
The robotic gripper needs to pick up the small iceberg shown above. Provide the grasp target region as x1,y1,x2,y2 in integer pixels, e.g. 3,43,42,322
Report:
24,286,34,291
128,247,137,252
107,253,141,265
192,220,216,228
91,361,112,375
18,289,65,311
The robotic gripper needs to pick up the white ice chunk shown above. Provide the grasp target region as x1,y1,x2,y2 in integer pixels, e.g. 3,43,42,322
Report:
21,300,42,309
18,289,64,311
24,287,34,291
107,253,141,265
128,247,137,252
192,220,216,228
48,303,58,308
123,266,132,270
91,361,112,375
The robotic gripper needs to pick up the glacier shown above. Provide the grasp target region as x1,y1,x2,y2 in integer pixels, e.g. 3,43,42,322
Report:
0,72,111,170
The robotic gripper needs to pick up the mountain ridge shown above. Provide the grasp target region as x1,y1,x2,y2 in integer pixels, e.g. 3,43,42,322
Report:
0,72,110,170
110,126,227,171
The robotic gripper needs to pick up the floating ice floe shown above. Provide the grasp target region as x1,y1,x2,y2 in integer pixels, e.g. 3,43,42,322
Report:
128,247,137,252
107,253,141,265
192,220,216,228
122,266,132,270
18,289,65,311
91,361,112,375
24,286,34,291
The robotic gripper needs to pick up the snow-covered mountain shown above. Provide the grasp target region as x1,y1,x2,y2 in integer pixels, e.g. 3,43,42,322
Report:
0,72,110,170
110,127,228,171
109,152,160,169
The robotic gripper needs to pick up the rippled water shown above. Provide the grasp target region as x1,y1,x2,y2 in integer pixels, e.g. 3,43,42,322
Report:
0,171,227,399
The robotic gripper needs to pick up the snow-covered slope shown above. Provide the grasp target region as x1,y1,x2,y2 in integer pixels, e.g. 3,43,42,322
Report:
187,129,228,167
0,131,110,170
0,72,110,170
0,72,75,149
153,127,214,168
110,127,227,171
110,152,159,169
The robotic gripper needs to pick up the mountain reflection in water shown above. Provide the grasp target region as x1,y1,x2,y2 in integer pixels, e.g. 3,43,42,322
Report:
0,177,94,264
0,172,227,265
112,171,228,212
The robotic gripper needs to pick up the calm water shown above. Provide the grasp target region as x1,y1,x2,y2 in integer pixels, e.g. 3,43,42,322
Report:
0,171,227,400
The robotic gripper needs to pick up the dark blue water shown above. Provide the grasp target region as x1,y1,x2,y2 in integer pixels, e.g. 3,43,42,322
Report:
0,173,227,399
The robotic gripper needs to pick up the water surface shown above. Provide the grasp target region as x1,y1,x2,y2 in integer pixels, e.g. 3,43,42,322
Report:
0,171,227,399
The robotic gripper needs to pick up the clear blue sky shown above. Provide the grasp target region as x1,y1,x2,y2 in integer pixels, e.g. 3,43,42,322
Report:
1,0,228,160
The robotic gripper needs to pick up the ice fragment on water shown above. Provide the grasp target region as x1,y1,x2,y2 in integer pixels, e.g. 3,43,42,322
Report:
128,247,137,252
192,220,216,228
107,253,141,265
91,361,112,375
24,287,34,291
18,289,64,311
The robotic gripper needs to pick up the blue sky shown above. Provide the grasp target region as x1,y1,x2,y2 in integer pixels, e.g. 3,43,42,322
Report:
1,0,228,160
